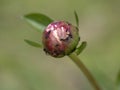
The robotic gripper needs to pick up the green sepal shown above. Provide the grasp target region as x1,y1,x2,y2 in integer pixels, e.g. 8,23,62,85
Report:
24,13,53,32
74,10,79,27
24,39,42,48
75,41,87,55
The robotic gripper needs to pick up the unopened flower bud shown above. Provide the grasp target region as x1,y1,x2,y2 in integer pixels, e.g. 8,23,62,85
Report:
42,21,80,58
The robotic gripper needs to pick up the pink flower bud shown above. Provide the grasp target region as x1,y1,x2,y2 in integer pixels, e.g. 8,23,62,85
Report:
42,21,80,58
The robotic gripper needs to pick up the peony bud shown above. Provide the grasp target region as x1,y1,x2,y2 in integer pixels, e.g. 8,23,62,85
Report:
42,21,80,58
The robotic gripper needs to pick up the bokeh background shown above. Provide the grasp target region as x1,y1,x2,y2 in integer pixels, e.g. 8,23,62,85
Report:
0,0,120,90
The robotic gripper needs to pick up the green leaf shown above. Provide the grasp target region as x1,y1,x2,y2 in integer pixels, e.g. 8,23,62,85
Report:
24,13,53,32
74,10,79,27
116,70,120,90
75,41,87,55
24,39,42,48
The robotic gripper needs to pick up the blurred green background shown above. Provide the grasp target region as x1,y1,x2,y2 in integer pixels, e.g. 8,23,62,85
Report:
0,0,120,90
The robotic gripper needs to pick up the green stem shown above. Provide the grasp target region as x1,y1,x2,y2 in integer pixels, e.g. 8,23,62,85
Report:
68,52,101,90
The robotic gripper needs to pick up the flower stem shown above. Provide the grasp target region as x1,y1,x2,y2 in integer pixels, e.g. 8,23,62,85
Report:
68,52,101,90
